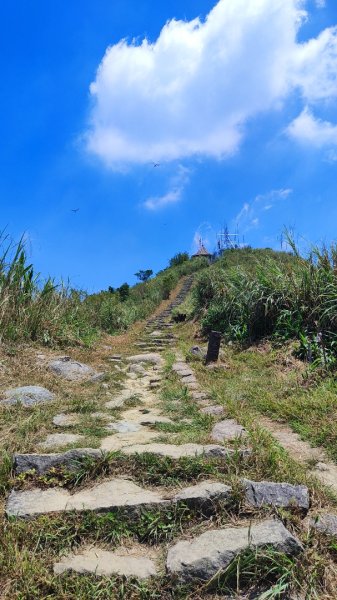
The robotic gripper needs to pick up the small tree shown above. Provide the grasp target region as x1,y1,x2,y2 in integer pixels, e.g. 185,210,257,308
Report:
108,286,115,294
169,252,189,267
135,269,153,282
117,283,130,301
161,273,175,300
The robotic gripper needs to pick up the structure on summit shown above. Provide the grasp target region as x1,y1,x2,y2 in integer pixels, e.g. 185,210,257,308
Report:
192,239,212,261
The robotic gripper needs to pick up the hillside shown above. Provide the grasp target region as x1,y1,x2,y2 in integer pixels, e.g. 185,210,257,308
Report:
0,243,337,599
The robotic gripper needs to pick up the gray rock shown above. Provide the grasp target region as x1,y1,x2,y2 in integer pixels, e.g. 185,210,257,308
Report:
54,546,158,579
311,514,337,536
49,357,97,381
126,353,163,365
189,346,204,357
90,372,106,383
0,386,55,407
180,375,197,384
129,364,147,375
191,392,209,401
166,519,302,581
106,421,142,434
174,481,232,508
243,479,309,510
6,478,168,518
38,433,84,449
201,405,224,416
52,413,81,427
14,449,102,474
211,419,246,442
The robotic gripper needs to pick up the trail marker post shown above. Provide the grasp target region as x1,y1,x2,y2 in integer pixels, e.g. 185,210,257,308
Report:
206,331,222,364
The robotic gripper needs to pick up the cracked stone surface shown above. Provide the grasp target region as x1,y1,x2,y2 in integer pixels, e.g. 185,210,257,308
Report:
49,357,98,381
243,479,309,510
6,478,168,518
54,546,158,579
0,386,55,407
311,514,337,536
166,519,302,581
174,481,232,508
122,442,243,459
52,413,81,427
14,449,102,474
211,419,246,442
38,433,84,450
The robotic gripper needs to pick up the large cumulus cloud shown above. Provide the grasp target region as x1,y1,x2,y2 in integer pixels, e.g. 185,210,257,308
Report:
86,0,337,167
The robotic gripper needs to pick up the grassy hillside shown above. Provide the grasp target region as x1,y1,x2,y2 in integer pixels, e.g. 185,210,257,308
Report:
190,244,337,369
0,235,207,347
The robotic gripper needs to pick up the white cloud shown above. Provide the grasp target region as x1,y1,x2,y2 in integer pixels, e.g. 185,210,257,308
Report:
143,164,190,210
234,189,293,232
315,0,326,8
287,107,337,145
144,189,181,210
86,0,337,167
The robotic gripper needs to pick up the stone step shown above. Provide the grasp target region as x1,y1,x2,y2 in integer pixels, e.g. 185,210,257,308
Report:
166,519,303,581
54,545,159,579
6,478,168,518
122,442,251,460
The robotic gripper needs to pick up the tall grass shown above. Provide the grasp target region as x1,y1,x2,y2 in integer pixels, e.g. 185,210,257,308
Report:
0,233,208,346
192,243,337,366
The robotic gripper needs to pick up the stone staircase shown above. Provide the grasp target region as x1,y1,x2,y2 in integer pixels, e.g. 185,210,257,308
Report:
2,274,337,597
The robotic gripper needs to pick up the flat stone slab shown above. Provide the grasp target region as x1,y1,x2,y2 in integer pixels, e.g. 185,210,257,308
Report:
6,478,167,518
14,449,102,475
106,421,142,434
174,481,232,508
211,419,246,442
52,413,81,427
38,433,84,450
1,386,55,407
54,546,158,579
311,514,337,536
201,405,224,416
100,430,159,451
166,519,302,581
122,443,246,460
243,479,309,510
180,375,197,384
126,353,163,366
49,357,98,381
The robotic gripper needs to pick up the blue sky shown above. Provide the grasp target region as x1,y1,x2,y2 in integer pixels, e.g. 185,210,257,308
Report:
1,0,337,291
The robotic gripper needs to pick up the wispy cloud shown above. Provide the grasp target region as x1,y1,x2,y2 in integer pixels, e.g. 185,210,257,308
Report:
143,165,191,210
234,189,293,233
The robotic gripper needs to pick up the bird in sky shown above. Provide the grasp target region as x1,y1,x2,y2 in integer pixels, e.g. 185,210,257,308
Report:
71,208,80,212
152,162,161,168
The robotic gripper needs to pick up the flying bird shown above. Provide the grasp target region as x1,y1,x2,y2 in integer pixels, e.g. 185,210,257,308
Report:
71,208,80,213
152,162,161,168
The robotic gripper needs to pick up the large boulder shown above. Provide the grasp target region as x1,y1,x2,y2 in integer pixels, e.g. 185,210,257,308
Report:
49,356,98,381
0,386,55,407
166,519,302,581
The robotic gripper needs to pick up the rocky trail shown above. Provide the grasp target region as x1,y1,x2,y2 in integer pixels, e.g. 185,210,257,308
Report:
1,275,337,598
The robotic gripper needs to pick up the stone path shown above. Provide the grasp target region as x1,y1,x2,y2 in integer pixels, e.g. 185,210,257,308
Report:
259,416,337,495
4,274,337,595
